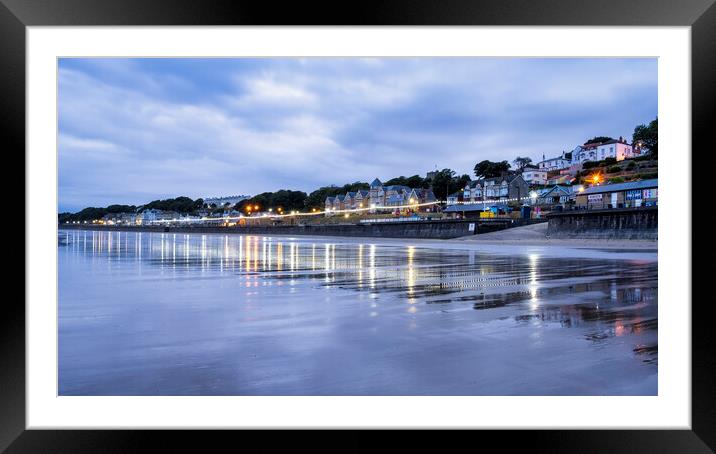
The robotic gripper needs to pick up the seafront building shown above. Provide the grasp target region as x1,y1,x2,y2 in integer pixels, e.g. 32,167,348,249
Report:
100,212,137,225
575,179,658,209
325,178,437,215
569,137,641,166
136,209,180,224
520,167,548,185
461,173,529,204
535,185,577,207
537,152,572,171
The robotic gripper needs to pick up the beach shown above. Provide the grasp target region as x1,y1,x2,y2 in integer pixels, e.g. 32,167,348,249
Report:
58,229,657,395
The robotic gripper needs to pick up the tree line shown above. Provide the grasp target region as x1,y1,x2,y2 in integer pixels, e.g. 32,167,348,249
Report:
59,197,203,222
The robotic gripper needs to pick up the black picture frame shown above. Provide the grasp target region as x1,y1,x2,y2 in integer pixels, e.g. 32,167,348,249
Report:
4,0,712,451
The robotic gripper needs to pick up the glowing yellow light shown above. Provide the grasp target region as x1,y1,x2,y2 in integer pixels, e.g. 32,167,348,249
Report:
254,205,259,210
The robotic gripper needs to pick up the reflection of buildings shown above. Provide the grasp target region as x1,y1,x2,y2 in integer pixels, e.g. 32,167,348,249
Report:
64,231,657,337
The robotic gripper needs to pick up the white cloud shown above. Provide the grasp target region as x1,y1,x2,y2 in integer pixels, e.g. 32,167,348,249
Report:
233,75,317,107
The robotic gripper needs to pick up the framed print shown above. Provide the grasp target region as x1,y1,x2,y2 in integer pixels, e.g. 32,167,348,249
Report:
5,0,714,451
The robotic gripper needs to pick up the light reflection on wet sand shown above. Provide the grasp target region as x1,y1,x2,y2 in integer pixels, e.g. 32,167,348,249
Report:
58,230,657,396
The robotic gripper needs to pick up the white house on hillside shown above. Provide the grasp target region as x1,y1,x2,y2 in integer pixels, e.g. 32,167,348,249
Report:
521,167,548,185
595,137,634,161
571,137,637,164
537,152,571,171
571,144,598,164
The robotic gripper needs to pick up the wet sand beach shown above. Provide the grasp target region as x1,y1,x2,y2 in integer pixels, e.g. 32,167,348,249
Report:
58,229,657,396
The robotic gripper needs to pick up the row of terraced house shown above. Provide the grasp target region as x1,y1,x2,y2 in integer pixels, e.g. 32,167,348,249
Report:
325,178,437,215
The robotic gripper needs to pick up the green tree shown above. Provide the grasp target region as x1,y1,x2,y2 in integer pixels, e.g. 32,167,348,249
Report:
584,136,613,145
455,174,472,191
384,175,428,189
473,160,511,179
512,156,533,170
632,117,658,158
237,190,308,213
430,169,469,201
430,169,455,201
304,185,340,210
141,196,201,213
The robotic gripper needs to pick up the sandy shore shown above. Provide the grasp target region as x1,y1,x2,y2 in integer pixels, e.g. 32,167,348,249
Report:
451,222,657,250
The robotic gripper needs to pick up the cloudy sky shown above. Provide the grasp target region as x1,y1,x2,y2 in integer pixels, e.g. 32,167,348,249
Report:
58,58,657,212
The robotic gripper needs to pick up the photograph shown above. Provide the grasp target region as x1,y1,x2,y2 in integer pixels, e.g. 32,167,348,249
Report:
57,56,659,397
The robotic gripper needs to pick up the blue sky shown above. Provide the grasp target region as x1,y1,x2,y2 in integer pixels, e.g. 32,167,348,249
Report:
58,58,657,212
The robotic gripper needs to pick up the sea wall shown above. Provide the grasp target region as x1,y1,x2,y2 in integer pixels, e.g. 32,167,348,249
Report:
60,219,543,240
546,207,657,239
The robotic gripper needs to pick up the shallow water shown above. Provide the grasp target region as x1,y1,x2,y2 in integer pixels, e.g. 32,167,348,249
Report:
58,229,657,395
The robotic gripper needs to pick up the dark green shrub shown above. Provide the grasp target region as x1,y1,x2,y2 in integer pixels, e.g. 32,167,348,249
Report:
607,166,621,174
637,172,658,180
